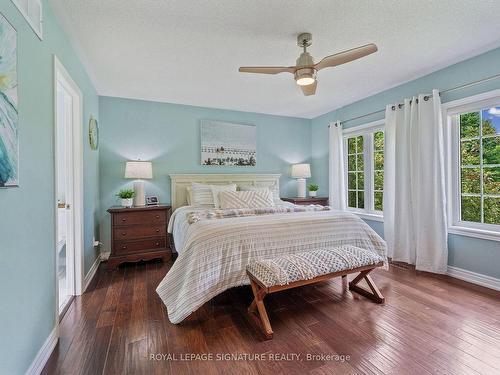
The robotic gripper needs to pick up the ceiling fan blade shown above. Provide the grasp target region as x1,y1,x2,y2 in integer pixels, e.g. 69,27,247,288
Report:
239,66,296,74
300,80,317,96
315,43,378,71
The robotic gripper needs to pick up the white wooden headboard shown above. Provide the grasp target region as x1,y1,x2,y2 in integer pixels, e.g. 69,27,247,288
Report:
169,173,281,210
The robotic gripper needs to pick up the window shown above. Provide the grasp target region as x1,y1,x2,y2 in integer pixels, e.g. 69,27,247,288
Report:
444,90,500,239
458,110,499,225
11,0,43,39
347,135,365,209
344,120,384,219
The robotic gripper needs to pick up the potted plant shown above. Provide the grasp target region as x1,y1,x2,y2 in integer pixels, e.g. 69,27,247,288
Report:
116,188,135,207
308,184,319,197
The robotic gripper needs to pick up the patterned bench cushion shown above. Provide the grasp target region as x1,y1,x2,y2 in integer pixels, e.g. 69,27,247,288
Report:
246,245,385,287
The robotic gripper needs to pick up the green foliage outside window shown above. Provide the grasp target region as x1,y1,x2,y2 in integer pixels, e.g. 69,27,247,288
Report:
461,168,480,194
460,112,480,138
460,140,480,165
484,197,500,225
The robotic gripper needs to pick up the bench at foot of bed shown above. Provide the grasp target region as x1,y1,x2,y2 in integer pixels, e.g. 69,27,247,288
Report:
246,245,385,339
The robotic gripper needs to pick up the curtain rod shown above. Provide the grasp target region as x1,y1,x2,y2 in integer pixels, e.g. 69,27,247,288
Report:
328,73,500,127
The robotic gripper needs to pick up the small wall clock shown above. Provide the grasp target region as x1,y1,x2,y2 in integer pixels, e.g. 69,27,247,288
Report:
89,117,99,150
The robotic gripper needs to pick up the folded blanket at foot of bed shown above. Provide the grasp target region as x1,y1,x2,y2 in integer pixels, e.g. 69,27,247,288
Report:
187,205,330,224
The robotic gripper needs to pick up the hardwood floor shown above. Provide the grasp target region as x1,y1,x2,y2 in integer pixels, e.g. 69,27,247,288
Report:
42,260,500,375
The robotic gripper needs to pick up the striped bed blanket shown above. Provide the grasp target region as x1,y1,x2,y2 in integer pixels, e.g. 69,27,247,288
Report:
156,206,387,324
186,205,330,224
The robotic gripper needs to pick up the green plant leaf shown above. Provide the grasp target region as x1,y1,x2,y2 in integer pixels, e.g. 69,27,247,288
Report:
116,188,135,199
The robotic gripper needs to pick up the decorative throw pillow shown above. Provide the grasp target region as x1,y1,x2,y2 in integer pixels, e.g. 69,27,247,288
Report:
191,183,237,206
211,184,237,208
219,190,275,209
191,183,215,206
239,185,280,202
185,186,194,205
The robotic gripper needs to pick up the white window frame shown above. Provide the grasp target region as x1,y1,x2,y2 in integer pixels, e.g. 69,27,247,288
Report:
11,0,43,40
343,119,385,222
442,89,500,242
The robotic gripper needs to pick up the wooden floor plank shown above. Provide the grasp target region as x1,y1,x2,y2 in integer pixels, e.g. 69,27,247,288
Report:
43,260,500,375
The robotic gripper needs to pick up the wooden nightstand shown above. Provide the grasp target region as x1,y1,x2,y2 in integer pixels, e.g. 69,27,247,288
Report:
107,205,172,269
281,197,329,206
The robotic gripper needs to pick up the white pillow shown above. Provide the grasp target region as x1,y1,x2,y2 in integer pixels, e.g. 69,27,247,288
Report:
219,190,275,209
211,184,237,208
191,183,237,206
185,186,194,205
239,185,280,202
191,183,215,206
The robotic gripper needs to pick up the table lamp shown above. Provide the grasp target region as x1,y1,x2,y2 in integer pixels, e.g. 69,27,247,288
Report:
125,161,153,206
291,163,311,198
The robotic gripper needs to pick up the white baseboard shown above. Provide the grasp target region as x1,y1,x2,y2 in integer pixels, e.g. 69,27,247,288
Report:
83,255,101,293
447,266,500,291
25,326,58,375
26,252,106,374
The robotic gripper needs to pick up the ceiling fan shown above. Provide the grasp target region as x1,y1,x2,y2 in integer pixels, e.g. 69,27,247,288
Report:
239,33,378,96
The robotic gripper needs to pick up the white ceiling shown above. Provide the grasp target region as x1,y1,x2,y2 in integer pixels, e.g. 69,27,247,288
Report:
50,0,500,119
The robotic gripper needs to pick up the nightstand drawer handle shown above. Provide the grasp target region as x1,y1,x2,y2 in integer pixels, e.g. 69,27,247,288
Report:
155,215,160,219
121,218,127,222
155,242,160,246
155,229,160,233
121,232,127,236
121,245,127,249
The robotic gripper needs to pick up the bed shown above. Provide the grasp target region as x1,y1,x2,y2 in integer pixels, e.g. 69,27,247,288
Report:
156,174,387,324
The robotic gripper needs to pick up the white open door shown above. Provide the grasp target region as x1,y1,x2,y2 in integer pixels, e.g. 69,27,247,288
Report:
54,56,84,318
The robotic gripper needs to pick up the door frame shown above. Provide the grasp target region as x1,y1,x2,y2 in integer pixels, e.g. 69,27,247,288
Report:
53,55,84,320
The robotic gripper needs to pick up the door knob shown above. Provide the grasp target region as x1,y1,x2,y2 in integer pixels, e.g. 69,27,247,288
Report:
57,202,71,209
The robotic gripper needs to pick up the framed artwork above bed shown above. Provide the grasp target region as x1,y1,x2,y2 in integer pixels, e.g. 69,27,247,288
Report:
201,120,256,166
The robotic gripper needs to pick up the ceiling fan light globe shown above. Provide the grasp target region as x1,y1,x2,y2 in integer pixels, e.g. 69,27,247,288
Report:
294,68,316,86
296,77,316,86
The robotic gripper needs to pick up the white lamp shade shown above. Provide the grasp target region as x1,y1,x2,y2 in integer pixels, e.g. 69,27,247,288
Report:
291,163,311,179
124,161,153,179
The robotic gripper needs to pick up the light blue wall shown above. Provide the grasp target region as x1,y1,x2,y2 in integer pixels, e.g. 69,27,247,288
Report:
98,96,311,253
311,47,500,279
0,1,99,374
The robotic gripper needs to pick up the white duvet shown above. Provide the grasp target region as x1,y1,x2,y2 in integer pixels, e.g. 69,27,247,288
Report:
157,204,387,324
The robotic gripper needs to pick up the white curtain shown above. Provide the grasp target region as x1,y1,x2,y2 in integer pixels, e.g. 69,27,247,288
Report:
384,89,448,273
329,121,346,210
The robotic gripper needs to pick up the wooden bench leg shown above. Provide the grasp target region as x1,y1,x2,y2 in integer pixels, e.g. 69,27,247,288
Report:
248,279,273,339
349,269,385,303
341,274,348,287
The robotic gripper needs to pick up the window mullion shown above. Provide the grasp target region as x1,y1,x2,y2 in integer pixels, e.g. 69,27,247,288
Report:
343,137,349,208
479,111,484,223
452,115,461,225
365,134,373,213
